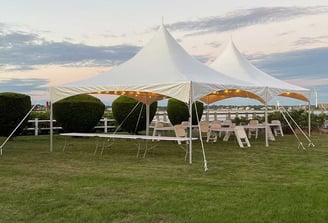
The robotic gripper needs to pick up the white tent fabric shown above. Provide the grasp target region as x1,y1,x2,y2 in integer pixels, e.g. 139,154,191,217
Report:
210,39,310,103
50,26,263,105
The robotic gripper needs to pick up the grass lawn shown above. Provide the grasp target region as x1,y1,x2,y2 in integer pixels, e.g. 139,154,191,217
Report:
0,133,327,223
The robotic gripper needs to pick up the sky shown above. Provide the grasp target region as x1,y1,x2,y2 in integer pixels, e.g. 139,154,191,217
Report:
0,0,327,106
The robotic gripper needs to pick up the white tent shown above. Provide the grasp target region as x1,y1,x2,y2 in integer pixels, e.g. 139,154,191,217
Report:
49,25,264,164
210,39,310,103
209,39,311,145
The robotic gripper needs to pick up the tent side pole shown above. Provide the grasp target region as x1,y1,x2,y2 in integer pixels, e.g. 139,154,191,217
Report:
50,102,53,152
265,103,269,147
308,101,311,137
146,103,150,136
265,88,269,147
188,100,192,164
188,84,193,165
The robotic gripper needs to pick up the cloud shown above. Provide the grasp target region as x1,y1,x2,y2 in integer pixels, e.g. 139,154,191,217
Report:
0,78,48,93
167,6,328,35
315,85,328,103
277,31,296,36
250,47,328,81
193,54,211,63
288,78,328,88
233,46,328,103
0,29,140,71
294,35,328,46
1,6,327,71
207,41,222,49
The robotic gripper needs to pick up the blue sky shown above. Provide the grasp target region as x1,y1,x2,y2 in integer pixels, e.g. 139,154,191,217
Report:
0,0,327,106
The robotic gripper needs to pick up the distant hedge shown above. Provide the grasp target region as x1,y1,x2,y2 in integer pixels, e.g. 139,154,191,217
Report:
167,99,203,125
112,96,157,134
268,110,327,133
0,92,31,136
53,94,105,132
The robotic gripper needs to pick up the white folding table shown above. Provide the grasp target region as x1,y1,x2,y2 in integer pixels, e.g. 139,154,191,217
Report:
60,133,197,158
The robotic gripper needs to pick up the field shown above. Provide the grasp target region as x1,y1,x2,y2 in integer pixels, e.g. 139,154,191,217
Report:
0,133,327,223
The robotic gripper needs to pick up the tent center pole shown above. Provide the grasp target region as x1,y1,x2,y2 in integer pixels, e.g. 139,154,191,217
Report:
50,102,53,152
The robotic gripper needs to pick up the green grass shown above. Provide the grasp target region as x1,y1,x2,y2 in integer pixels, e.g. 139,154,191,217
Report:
0,133,327,223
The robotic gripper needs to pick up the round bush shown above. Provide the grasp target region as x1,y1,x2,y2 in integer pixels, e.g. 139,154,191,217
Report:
53,94,105,132
167,99,203,125
112,96,157,134
0,92,32,136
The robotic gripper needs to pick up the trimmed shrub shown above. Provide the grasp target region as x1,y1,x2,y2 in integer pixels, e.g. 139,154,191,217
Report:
167,99,203,125
0,92,31,136
53,94,105,132
268,111,282,123
233,116,249,126
112,96,157,134
313,112,327,129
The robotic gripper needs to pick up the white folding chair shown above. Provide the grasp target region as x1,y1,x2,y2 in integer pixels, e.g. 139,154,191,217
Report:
181,121,189,128
212,120,223,138
207,122,221,142
324,120,328,129
199,120,210,139
248,119,259,139
152,121,164,136
234,126,251,148
151,121,165,141
271,120,284,136
174,124,187,145
173,124,188,160
222,119,232,127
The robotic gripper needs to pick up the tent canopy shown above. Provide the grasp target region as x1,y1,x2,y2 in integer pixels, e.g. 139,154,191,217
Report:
209,39,310,103
50,25,263,105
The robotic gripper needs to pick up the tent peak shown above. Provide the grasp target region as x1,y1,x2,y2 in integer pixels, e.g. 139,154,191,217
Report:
210,39,310,102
